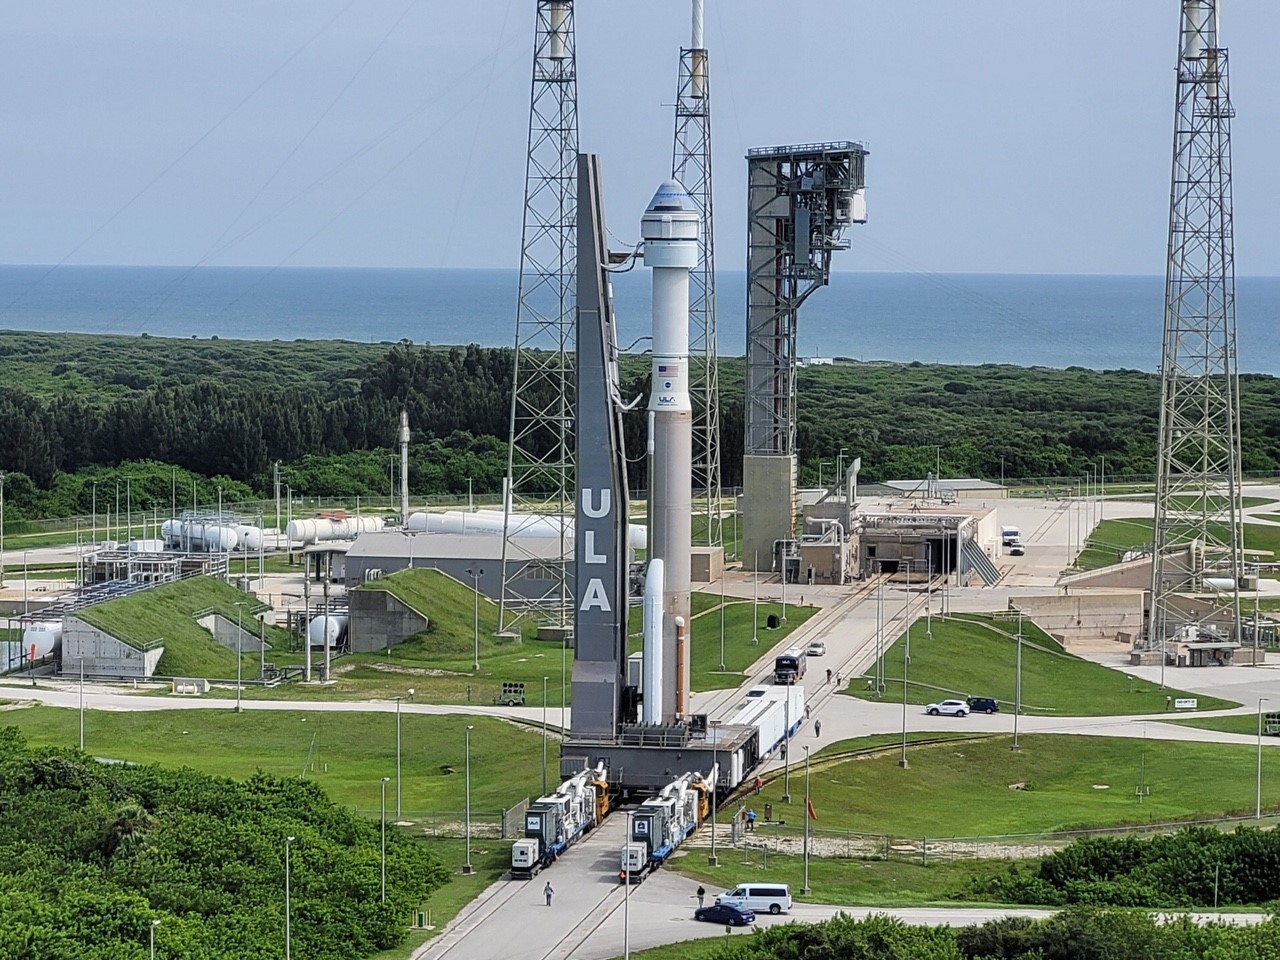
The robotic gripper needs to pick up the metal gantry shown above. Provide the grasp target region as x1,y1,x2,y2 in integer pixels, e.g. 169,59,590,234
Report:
741,142,867,570
671,0,721,549
1148,0,1243,658
501,1,579,630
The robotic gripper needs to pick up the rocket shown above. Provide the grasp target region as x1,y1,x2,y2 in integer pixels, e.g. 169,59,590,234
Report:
642,180,699,723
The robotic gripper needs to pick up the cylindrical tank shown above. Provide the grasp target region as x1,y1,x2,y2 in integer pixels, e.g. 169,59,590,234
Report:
161,519,182,543
201,526,238,552
23,622,62,659
307,615,348,648
403,510,645,550
287,518,320,544
235,525,264,552
1203,577,1237,591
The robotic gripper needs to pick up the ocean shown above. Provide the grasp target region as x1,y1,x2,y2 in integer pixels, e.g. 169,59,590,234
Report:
1,265,1277,373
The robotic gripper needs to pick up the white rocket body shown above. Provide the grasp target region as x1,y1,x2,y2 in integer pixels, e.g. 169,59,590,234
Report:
643,180,699,722
642,558,665,724
399,409,410,519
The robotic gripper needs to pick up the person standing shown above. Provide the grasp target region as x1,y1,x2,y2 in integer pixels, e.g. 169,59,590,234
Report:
544,881,554,907
697,885,706,907
815,718,822,737
747,808,757,832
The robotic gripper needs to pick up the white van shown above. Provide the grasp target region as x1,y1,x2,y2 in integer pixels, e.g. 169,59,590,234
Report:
716,882,792,915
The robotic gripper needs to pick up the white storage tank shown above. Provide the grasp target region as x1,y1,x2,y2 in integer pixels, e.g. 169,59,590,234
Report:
201,525,239,552
235,525,264,552
22,622,63,659
405,510,646,550
307,615,348,648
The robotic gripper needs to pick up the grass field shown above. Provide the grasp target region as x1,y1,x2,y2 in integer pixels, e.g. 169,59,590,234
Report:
844,614,1234,715
1168,714,1278,737
0,704,544,813
742,733,1280,837
669,848,1009,908
77,575,282,677
1079,518,1280,572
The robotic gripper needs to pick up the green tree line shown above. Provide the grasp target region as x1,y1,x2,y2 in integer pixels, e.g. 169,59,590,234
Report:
4,333,1280,520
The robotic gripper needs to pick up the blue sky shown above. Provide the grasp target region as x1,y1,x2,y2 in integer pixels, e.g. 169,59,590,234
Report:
2,1,1276,275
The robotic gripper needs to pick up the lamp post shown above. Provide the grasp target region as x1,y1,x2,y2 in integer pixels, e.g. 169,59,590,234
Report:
380,776,390,902
463,725,474,874
393,696,404,820
900,561,911,769
285,835,295,960
782,694,792,803
837,447,847,489
875,573,885,696
624,809,635,958
149,919,160,960
1258,697,1271,819
802,745,811,894
467,565,483,671
718,571,726,671
91,480,98,548
751,550,759,645
541,676,548,796
708,720,720,866
1012,610,1023,752
924,543,932,640
234,601,245,713
0,470,5,590
79,657,85,750
1096,456,1105,522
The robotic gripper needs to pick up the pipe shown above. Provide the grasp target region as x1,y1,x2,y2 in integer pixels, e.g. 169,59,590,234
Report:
642,559,665,724
674,616,687,719
548,1,568,60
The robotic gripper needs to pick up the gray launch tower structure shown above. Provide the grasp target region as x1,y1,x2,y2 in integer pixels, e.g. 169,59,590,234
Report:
741,143,868,572
501,1,579,630
671,0,721,549
1148,0,1243,655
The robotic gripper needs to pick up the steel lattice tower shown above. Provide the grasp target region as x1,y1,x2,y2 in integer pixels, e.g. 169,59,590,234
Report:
500,1,578,630
1148,0,1243,659
671,0,721,549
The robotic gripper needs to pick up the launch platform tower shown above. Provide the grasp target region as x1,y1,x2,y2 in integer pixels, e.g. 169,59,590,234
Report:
501,1,579,630
740,142,867,573
1148,0,1244,663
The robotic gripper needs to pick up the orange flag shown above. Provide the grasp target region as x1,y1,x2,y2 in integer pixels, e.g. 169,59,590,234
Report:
806,798,818,821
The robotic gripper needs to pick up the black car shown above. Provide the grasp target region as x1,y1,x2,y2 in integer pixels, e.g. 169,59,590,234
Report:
969,697,1000,714
694,903,756,926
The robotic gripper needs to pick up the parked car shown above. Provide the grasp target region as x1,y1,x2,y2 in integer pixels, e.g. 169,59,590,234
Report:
806,640,826,656
694,903,755,926
1009,543,1025,556
968,696,1000,714
925,699,970,717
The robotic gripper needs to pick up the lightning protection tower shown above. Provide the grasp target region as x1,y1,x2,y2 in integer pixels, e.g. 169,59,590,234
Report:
501,1,579,631
740,142,867,573
1148,0,1243,666
671,0,721,550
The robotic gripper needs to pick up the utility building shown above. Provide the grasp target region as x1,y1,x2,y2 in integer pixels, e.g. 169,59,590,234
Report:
741,142,867,572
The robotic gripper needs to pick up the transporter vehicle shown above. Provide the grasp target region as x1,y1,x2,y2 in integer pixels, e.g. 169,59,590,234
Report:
510,763,609,879
620,769,715,883
968,697,1000,714
773,648,807,684
694,903,755,926
716,882,792,915
925,699,970,717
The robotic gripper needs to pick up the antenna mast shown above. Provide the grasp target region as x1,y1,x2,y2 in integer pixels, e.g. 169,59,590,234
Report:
501,1,579,631
1148,0,1243,669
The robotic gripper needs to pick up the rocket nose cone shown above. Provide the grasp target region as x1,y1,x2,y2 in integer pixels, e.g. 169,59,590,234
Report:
646,180,695,214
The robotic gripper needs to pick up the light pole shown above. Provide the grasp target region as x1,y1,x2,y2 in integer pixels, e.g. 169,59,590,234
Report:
1012,610,1023,752
624,809,635,958
234,601,245,713
718,571,726,671
91,480,98,548
900,561,911,769
708,720,720,866
380,776,390,902
149,919,160,960
463,725,474,874
837,447,847,489
393,696,404,820
782,695,792,803
924,543,932,640
802,745,811,894
751,550,759,645
79,657,85,750
467,565,483,671
0,470,5,590
285,835,295,960
542,676,549,796
1096,455,1105,522
875,573,885,696
1258,697,1270,819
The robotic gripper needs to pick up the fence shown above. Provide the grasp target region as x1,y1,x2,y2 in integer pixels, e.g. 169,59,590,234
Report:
714,812,1280,865
348,798,531,839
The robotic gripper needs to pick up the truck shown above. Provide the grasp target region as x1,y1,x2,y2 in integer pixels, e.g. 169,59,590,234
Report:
1000,525,1021,547
620,768,715,883
510,763,609,879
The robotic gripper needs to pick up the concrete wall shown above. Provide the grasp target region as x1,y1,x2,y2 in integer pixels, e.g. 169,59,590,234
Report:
62,615,163,678
1011,593,1145,648
343,557,560,604
197,614,270,656
742,454,797,571
348,588,430,654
